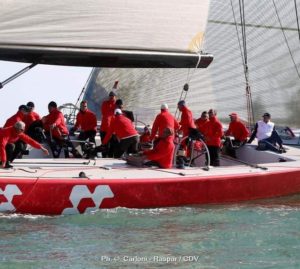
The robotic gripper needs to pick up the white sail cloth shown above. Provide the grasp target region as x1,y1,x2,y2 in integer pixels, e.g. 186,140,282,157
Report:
0,0,210,53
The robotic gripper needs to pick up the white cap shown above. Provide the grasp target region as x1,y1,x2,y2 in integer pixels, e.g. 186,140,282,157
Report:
14,121,26,131
114,108,122,115
161,103,168,110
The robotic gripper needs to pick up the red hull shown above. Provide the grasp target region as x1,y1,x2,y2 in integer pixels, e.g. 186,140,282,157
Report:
1,169,300,215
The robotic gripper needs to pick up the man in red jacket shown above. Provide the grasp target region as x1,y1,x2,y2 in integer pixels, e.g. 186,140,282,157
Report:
100,91,116,157
149,103,179,141
202,109,223,166
23,101,42,140
224,112,249,157
195,111,209,134
102,109,139,158
177,100,196,138
42,101,69,139
71,100,97,144
4,105,29,128
42,101,76,158
177,100,199,160
70,100,97,157
143,127,175,168
4,105,31,159
0,121,49,168
126,127,175,169
24,102,41,129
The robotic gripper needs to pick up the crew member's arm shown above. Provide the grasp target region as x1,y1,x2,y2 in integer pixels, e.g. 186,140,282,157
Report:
149,116,159,141
19,133,49,155
0,137,8,168
102,120,115,145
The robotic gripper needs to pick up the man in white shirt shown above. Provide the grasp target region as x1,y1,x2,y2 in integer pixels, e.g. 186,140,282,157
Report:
248,113,285,153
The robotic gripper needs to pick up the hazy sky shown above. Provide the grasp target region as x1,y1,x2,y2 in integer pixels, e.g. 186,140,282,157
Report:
0,61,92,126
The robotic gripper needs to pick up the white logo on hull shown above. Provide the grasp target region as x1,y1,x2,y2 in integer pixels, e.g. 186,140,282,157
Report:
0,185,22,212
62,185,114,214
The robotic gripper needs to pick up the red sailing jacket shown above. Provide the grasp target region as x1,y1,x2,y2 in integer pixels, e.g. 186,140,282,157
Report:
150,110,179,140
100,99,116,132
0,126,42,163
225,120,249,142
74,109,97,132
23,111,41,130
140,133,151,143
144,136,174,168
3,111,25,128
102,114,138,144
179,106,196,137
203,116,223,147
43,109,69,138
195,118,209,134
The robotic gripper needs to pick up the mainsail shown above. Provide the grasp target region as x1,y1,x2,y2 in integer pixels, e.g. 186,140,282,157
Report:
0,0,212,68
84,0,300,127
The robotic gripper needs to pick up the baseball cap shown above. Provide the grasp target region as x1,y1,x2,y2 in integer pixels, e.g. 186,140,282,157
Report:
229,112,238,117
109,91,116,97
114,108,122,115
161,103,168,110
262,112,271,117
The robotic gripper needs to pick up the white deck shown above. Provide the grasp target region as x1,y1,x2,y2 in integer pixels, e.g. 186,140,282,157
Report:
1,144,300,180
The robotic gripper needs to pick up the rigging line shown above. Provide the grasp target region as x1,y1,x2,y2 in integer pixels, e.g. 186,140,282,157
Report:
239,0,247,67
186,53,202,85
209,19,300,31
272,0,300,79
234,0,254,128
0,63,37,89
242,0,248,66
230,0,246,80
239,0,246,66
74,67,96,108
65,67,95,125
294,0,300,44
174,53,201,119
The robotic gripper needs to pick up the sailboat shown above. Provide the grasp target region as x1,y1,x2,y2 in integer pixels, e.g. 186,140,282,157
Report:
1,0,300,215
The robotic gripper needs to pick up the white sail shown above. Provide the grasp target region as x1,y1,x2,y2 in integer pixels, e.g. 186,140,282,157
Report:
83,0,300,127
0,0,212,68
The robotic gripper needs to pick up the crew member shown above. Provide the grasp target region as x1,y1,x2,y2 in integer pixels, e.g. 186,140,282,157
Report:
42,101,79,158
100,91,116,157
71,100,97,144
140,126,152,144
24,101,42,139
102,109,139,158
224,112,249,157
143,127,175,168
248,112,285,153
4,105,29,128
42,101,69,139
202,109,223,166
126,127,175,169
4,105,30,159
115,99,134,122
149,103,179,141
0,121,49,168
195,111,209,134
177,100,196,138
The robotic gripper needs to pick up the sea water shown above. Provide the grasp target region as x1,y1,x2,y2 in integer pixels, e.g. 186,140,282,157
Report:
1,197,300,269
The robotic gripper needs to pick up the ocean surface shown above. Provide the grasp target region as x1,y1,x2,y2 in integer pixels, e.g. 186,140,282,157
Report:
1,197,300,269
